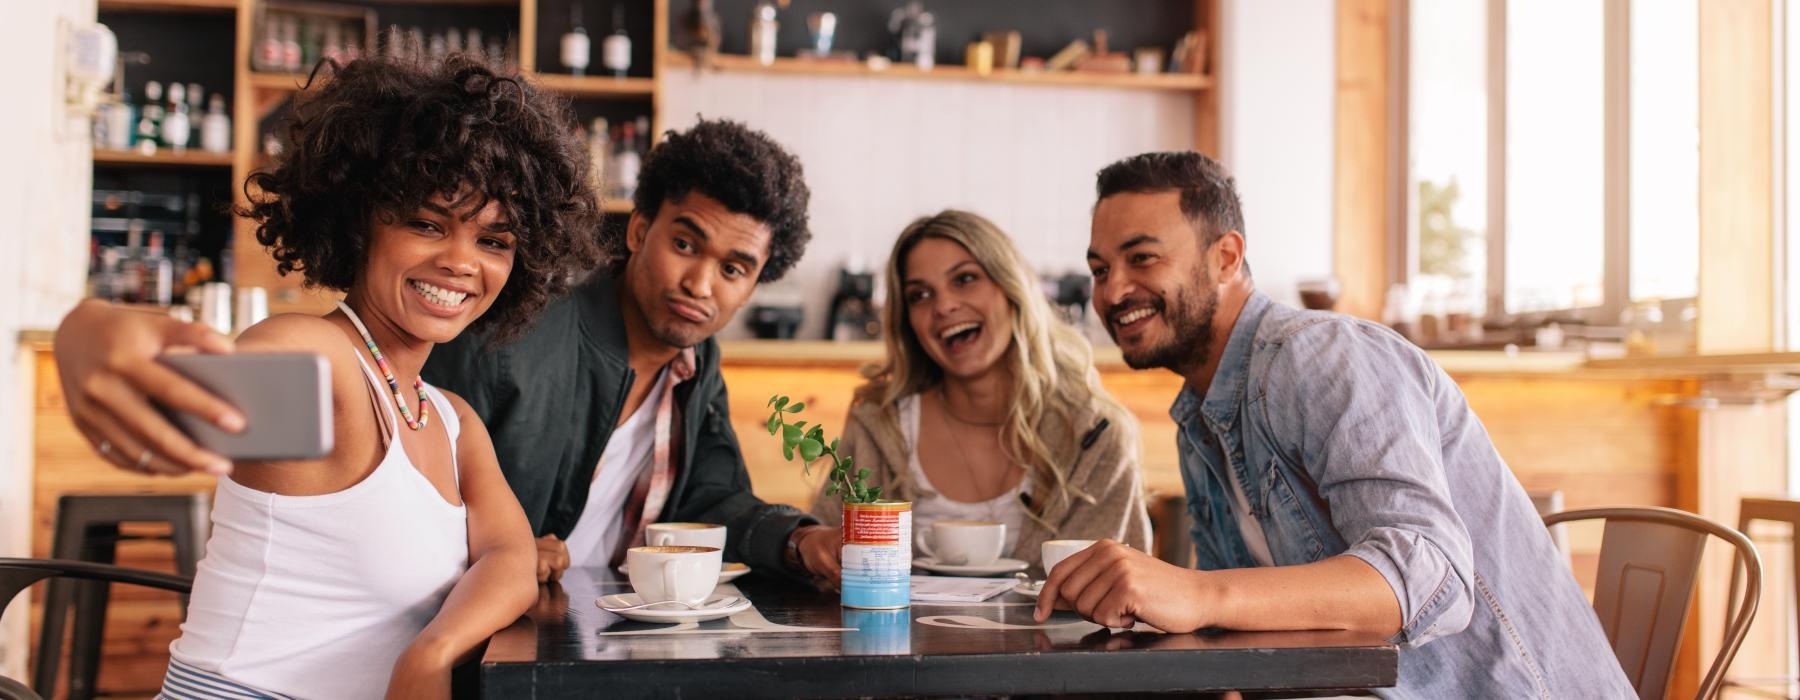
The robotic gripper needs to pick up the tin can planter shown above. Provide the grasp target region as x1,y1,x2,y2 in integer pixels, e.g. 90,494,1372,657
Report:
840,501,912,609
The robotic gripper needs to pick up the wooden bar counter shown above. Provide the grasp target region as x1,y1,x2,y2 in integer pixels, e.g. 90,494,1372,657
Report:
18,333,1791,696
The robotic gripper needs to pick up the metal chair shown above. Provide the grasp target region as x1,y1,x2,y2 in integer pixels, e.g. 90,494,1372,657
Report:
0,558,191,700
1544,506,1762,700
1149,493,1194,567
34,493,208,699
1724,497,1800,699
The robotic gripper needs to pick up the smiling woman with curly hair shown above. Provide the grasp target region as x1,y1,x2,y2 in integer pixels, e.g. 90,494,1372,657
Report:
102,52,603,699
246,52,602,341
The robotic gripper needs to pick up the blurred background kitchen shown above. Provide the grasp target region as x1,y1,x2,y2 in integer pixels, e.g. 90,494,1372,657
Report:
3,0,1799,697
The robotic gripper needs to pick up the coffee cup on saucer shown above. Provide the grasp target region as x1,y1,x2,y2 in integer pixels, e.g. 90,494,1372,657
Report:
916,520,1006,566
1041,539,1098,575
625,545,722,606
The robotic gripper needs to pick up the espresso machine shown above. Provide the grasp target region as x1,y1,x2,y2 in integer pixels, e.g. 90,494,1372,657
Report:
825,268,881,341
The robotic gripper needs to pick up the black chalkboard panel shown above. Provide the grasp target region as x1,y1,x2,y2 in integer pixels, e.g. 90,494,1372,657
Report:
684,0,1196,68
100,10,235,106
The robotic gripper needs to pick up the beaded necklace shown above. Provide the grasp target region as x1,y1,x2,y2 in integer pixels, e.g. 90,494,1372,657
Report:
336,300,430,430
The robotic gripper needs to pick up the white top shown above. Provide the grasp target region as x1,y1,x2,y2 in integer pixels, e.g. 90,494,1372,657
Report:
900,394,1032,556
566,367,670,568
170,351,469,699
1222,452,1275,566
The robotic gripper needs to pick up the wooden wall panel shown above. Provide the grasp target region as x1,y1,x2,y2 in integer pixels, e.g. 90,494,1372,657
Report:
1332,0,1392,321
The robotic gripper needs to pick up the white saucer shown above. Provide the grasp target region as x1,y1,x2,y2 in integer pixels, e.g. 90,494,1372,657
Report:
597,593,752,623
617,562,752,583
1012,580,1043,599
912,557,1030,576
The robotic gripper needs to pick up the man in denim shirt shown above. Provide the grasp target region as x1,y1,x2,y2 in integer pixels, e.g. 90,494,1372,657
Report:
1035,152,1632,698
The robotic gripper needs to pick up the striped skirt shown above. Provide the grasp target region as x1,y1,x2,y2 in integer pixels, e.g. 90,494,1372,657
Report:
156,657,296,700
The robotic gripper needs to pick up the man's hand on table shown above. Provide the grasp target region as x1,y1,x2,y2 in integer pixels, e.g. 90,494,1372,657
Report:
790,525,842,585
56,299,243,477
1033,539,1212,633
535,534,570,583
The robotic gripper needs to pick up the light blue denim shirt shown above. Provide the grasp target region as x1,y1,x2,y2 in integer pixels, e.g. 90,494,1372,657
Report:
1172,291,1632,699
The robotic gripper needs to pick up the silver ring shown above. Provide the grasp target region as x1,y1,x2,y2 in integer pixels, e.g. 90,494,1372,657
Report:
135,450,153,471
97,440,112,457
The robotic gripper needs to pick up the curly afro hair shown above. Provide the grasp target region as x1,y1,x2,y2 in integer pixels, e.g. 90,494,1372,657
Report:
241,53,604,342
617,118,811,282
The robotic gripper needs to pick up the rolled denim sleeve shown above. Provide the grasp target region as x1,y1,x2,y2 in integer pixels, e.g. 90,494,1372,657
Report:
1260,319,1476,648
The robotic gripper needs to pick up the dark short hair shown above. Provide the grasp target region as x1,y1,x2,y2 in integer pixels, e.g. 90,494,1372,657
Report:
1095,151,1245,246
617,118,811,282
242,53,603,342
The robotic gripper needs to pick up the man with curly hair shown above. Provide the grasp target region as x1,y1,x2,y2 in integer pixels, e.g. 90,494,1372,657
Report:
425,117,845,583
55,116,844,586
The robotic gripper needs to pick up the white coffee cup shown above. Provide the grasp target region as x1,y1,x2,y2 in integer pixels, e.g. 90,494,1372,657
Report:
646,522,727,549
1041,539,1098,575
625,545,722,605
916,520,1006,566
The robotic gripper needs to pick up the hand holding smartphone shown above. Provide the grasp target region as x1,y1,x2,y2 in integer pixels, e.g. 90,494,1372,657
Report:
156,353,334,461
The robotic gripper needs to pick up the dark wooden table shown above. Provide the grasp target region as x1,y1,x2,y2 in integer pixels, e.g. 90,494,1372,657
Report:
479,567,1398,698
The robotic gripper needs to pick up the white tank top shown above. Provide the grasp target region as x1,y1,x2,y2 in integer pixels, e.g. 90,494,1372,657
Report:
169,349,470,699
900,395,1031,556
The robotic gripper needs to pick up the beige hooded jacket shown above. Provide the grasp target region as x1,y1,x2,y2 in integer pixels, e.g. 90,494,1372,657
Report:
810,396,1151,577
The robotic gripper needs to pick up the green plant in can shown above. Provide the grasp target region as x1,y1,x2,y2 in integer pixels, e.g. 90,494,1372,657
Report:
764,394,881,504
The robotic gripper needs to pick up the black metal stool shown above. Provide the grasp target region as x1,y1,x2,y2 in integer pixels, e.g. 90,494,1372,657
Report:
32,493,209,700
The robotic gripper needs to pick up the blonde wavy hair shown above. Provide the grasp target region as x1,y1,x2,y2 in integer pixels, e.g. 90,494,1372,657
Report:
856,210,1135,526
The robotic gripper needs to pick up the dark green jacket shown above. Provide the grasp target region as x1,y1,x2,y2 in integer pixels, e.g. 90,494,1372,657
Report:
424,274,817,577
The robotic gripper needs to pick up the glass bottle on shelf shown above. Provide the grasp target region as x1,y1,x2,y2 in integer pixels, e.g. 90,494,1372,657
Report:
135,81,163,155
256,16,282,71
281,17,302,72
750,1,778,65
429,31,449,61
587,117,609,194
141,231,174,306
562,4,591,76
613,122,640,199
119,223,146,303
603,5,631,77
184,83,204,147
105,84,134,150
161,82,191,152
323,23,344,64
201,93,231,154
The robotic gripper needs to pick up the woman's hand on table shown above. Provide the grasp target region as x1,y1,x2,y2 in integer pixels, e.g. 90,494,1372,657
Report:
55,299,242,477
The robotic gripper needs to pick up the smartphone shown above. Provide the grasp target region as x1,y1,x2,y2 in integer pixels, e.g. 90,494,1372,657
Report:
156,353,334,461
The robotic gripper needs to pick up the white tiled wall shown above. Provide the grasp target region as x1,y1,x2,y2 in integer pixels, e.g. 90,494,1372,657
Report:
661,71,1198,340
661,0,1339,340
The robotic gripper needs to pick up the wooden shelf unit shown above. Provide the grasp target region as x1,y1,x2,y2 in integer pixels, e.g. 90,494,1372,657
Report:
529,73,656,97
245,71,316,92
662,52,1213,93
99,0,237,11
93,148,234,168
225,0,670,314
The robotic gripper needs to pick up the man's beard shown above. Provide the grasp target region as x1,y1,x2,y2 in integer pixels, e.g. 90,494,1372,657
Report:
1108,267,1218,375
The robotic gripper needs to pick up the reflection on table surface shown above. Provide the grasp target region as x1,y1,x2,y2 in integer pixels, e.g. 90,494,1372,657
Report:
487,566,1397,664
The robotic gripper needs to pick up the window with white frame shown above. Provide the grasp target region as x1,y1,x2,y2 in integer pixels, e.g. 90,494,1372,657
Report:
1402,0,1698,325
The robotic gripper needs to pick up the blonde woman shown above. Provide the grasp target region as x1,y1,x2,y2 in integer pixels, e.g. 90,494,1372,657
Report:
811,210,1149,574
